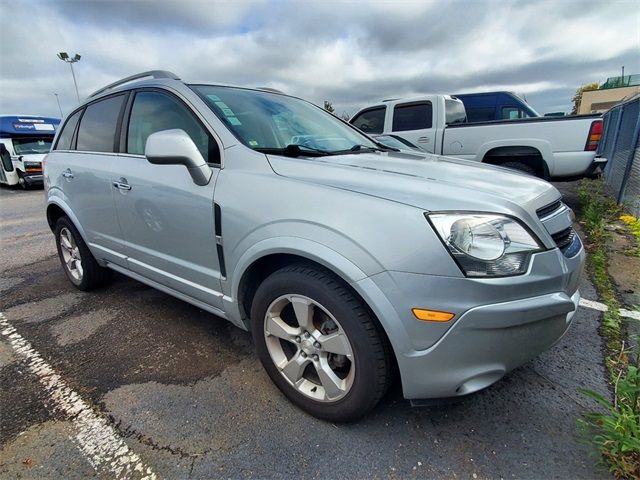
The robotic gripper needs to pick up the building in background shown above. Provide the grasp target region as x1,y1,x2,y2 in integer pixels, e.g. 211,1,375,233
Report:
578,75,640,114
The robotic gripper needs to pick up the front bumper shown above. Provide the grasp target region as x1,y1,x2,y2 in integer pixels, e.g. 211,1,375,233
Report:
358,246,585,400
401,289,579,399
19,173,43,186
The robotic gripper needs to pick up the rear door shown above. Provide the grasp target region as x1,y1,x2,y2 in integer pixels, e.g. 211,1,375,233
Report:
51,94,129,267
111,89,223,308
389,100,436,152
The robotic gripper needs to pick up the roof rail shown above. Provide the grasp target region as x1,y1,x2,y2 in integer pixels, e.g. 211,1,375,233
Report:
255,87,285,94
88,70,181,98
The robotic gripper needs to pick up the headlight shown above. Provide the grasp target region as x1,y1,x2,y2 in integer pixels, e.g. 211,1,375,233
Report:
427,213,543,277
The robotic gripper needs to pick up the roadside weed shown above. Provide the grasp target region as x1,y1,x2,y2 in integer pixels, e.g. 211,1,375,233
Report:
577,179,640,478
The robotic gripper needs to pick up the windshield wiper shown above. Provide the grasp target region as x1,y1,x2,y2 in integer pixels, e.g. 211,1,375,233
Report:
329,144,393,155
255,144,331,157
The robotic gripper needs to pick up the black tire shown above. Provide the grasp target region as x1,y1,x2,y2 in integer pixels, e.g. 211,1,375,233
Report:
500,161,537,176
54,216,112,291
251,263,392,422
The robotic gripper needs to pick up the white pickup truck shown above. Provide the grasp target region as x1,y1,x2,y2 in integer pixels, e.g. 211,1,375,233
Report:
350,96,604,179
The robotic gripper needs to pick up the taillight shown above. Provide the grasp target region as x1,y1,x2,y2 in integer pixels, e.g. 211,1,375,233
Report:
585,120,603,151
41,154,48,172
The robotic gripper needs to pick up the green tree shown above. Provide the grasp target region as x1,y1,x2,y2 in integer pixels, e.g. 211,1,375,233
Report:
571,82,599,114
323,100,335,113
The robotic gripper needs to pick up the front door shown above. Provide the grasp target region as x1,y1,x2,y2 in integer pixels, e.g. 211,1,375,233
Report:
112,89,223,309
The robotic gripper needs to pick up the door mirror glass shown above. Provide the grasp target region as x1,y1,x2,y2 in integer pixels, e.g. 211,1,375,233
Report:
145,129,212,186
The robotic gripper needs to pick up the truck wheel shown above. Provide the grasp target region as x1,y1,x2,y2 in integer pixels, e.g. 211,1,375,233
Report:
54,216,112,291
251,263,391,422
500,161,537,176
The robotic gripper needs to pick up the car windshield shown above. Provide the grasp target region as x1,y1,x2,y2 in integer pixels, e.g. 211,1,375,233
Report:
192,85,380,155
12,137,53,155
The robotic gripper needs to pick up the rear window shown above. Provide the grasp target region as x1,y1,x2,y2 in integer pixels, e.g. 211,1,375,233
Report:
55,110,82,150
392,102,432,131
76,95,126,153
351,107,386,134
445,99,467,124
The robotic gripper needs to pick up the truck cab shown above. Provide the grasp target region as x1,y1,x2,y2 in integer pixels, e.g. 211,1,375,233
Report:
452,91,539,123
0,115,60,188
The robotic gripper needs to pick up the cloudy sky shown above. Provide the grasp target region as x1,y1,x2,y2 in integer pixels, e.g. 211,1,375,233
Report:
1,0,638,118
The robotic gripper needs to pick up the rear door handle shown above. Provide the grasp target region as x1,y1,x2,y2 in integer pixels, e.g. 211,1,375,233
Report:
62,168,74,179
112,178,132,191
417,136,430,143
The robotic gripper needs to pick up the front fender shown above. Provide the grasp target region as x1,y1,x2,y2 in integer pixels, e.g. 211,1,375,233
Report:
223,236,372,327
222,236,409,372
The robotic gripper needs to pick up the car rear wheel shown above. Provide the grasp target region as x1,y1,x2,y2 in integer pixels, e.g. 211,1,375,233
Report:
251,263,392,422
500,161,537,176
54,216,112,291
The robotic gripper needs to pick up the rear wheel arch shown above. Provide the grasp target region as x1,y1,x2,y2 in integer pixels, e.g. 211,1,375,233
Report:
482,146,549,179
46,203,67,231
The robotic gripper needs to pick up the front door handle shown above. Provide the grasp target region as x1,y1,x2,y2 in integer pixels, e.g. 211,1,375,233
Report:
112,177,132,191
417,136,430,143
62,168,74,179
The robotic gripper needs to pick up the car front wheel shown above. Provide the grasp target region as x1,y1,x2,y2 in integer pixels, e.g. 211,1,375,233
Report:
251,263,392,422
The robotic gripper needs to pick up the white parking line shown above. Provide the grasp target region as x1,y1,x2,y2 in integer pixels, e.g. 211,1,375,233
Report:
579,298,640,321
0,312,156,479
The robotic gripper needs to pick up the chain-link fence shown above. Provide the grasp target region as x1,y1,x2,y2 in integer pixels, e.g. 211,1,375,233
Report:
599,94,640,216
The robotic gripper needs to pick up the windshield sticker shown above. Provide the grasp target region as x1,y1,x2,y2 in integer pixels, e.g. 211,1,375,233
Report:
206,94,221,101
227,117,242,126
214,101,229,110
221,107,235,116
248,140,259,146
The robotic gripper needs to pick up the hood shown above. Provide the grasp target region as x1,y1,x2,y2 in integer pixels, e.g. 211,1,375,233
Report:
266,151,560,216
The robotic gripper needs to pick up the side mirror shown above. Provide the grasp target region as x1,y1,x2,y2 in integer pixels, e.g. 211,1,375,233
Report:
145,129,213,186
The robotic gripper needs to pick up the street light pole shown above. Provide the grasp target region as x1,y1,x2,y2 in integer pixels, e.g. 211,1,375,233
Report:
53,93,63,117
57,52,82,103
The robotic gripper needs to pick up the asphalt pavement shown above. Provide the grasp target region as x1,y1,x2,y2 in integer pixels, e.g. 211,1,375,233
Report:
0,183,611,479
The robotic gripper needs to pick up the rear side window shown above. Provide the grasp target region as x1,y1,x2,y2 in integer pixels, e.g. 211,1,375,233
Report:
351,107,386,134
501,107,528,120
76,95,126,152
392,102,432,131
466,107,495,122
127,91,219,164
55,109,82,150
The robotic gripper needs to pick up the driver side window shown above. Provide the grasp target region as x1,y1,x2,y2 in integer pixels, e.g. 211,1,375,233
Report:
127,91,220,164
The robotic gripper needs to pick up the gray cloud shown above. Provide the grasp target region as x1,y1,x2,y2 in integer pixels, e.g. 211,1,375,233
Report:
0,0,637,119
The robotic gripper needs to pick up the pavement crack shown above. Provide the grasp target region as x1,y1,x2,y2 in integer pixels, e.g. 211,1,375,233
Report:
115,421,211,458
530,368,605,410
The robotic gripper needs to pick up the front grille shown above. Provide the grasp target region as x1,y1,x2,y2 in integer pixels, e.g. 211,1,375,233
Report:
552,227,579,255
536,199,563,219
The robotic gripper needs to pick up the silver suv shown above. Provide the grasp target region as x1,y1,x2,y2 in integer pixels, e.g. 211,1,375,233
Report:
44,71,584,422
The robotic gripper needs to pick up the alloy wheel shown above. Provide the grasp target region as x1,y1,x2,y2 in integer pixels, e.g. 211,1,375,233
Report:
264,294,355,402
59,227,83,282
